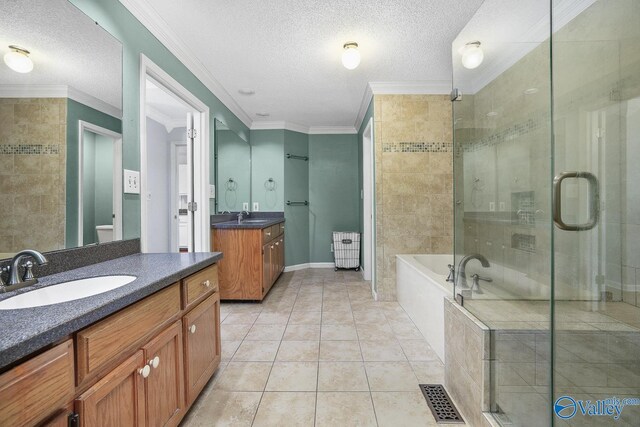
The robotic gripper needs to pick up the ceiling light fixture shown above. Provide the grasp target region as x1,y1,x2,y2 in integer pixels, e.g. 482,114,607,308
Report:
460,41,483,70
4,45,33,73
341,42,360,70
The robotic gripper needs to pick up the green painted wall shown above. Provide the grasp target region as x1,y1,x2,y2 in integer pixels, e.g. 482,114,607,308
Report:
284,130,310,266
250,130,285,212
357,99,374,265
69,0,249,241
66,99,121,247
309,134,360,263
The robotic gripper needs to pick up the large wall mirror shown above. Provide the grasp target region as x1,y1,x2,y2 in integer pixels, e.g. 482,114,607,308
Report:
214,119,250,213
0,0,123,258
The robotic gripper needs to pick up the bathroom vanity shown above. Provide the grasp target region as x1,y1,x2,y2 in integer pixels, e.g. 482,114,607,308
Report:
0,252,222,426
212,218,285,300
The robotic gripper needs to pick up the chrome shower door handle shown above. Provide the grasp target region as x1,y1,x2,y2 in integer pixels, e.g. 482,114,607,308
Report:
553,171,600,231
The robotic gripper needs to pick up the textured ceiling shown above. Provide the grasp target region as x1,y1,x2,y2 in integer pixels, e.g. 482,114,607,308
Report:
122,0,484,128
0,0,122,111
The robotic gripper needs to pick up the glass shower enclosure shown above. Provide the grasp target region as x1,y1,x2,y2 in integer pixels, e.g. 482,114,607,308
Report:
452,0,640,425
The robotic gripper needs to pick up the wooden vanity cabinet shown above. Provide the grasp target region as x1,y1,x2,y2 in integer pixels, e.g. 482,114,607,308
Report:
0,263,220,426
213,221,285,300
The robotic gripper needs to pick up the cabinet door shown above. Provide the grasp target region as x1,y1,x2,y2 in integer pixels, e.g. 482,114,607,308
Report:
278,237,285,275
0,340,74,427
75,351,146,427
183,293,221,406
143,321,185,427
262,242,271,295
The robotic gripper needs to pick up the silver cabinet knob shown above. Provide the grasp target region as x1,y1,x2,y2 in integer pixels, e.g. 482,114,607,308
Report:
139,364,151,378
190,324,197,334
149,356,160,369
203,280,210,288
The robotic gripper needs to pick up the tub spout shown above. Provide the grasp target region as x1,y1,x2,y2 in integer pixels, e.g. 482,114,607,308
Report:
456,254,490,289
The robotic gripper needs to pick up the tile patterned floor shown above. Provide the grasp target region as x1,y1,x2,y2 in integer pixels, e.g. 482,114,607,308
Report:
181,268,447,426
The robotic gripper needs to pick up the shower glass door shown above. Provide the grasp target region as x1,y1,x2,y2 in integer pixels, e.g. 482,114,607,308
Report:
452,1,553,425
551,1,640,425
453,0,640,425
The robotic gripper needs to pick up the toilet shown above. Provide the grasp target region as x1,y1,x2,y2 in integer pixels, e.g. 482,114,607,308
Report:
96,225,114,243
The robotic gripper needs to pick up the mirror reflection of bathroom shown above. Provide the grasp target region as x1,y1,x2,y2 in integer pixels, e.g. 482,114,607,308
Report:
214,119,250,213
144,77,195,253
80,124,122,246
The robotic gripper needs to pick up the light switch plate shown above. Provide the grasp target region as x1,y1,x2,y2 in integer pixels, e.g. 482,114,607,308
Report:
124,169,140,194
242,202,249,211
253,202,259,211
489,202,495,212
209,184,215,198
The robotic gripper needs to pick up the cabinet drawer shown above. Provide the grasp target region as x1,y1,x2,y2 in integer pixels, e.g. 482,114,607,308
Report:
183,264,218,310
0,340,74,427
279,222,285,235
76,284,181,387
262,226,275,243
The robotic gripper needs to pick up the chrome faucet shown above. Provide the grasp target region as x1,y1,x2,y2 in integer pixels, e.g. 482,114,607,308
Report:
236,210,250,224
456,254,490,289
3,249,48,291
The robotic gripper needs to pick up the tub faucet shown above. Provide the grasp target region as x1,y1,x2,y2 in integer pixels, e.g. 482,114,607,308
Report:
446,264,455,283
470,273,492,294
4,249,48,290
456,254,490,289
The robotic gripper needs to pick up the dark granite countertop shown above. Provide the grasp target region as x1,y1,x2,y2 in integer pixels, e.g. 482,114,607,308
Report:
0,252,222,370
211,218,285,229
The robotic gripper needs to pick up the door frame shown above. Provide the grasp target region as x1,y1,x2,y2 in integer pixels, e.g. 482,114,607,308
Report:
362,117,376,296
139,54,210,253
77,120,123,246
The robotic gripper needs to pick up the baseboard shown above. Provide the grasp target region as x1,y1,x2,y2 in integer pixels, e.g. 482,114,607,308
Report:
283,262,335,272
309,262,335,269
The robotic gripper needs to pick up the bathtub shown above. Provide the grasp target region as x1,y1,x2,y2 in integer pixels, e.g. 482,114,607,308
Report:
396,254,453,362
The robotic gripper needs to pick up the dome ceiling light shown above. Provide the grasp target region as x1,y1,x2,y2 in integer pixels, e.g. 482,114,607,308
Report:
460,41,483,70
4,45,33,73
341,42,361,70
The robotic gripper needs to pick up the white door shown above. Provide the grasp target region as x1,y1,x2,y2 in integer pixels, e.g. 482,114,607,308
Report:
362,118,375,288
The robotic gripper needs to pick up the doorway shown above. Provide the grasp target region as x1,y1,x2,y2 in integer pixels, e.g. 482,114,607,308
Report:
78,121,122,246
362,118,375,294
139,55,210,253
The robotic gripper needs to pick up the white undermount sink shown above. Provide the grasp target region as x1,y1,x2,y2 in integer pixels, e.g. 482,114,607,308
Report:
0,275,137,310
240,219,270,224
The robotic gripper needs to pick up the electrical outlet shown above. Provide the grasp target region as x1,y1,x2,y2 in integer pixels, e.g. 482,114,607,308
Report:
124,169,140,194
330,243,334,252
499,202,506,211
242,202,249,211
209,184,215,198
253,202,259,211
489,202,495,212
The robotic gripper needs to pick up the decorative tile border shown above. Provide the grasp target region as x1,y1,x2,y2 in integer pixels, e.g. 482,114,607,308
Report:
0,144,60,155
382,141,452,153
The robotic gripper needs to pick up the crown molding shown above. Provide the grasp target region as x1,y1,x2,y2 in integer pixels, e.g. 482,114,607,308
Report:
308,126,357,135
0,84,122,118
354,83,374,133
119,0,252,128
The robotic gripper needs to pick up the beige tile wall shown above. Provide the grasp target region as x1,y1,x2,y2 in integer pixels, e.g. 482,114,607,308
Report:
373,94,453,301
0,98,67,253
